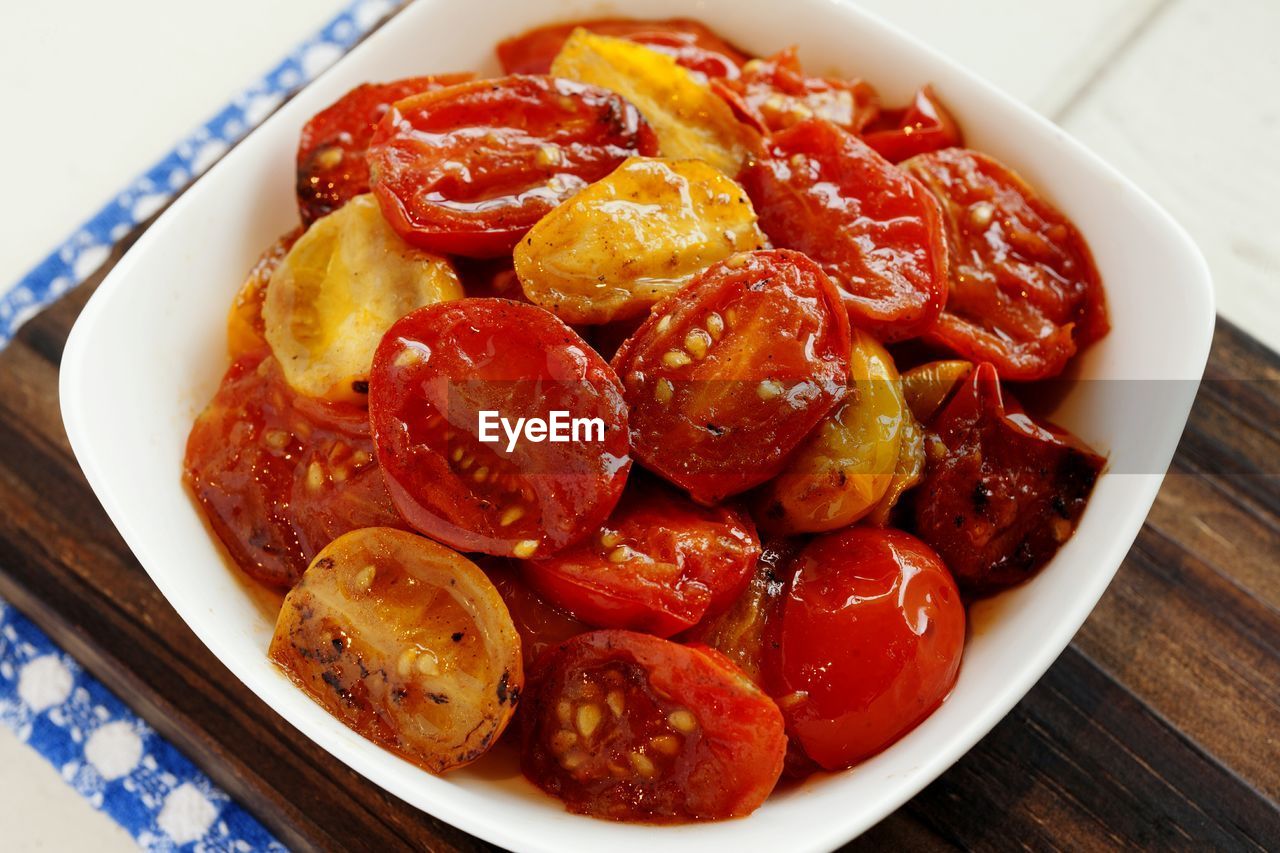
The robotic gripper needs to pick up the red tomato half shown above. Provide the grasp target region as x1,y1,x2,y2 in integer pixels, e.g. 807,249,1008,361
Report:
901,148,1109,380
522,476,761,636
714,47,879,135
913,362,1105,593
367,75,657,257
521,630,785,822
862,85,962,163
612,249,851,505
296,74,473,225
497,18,749,79
765,527,965,770
741,119,949,342
368,299,631,559
184,354,408,588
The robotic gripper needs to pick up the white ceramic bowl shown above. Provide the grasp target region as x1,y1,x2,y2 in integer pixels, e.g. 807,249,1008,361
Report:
60,0,1214,849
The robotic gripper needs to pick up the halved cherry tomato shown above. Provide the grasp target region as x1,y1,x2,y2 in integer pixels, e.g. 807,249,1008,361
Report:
612,249,850,505
368,299,630,559
227,228,301,360
862,85,962,163
765,527,965,770
680,537,798,685
522,475,760,636
521,630,785,822
497,18,749,79
901,148,1108,380
864,404,926,527
901,359,973,423
913,362,1105,593
184,354,408,588
367,75,657,258
270,527,523,773
296,74,473,225
741,119,949,342
714,47,879,135
484,560,591,670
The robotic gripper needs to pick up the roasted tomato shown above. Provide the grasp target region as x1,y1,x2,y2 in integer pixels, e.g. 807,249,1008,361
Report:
522,476,760,636
367,75,657,257
714,47,879,135
741,118,949,342
485,561,591,670
270,528,522,773
551,30,758,178
864,405,926,527
263,194,462,402
296,74,473,225
758,329,908,533
862,85,962,163
680,538,798,685
227,228,301,360
612,249,850,505
913,362,1105,593
901,359,973,423
497,18,748,79
765,527,964,770
521,630,785,821
515,157,766,325
184,355,407,588
368,299,630,559
902,148,1108,379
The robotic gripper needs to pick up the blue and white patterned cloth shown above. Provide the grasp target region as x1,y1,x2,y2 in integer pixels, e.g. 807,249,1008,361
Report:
0,0,405,848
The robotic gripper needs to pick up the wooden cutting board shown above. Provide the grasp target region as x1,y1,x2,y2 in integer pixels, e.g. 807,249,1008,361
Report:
1,229,1276,851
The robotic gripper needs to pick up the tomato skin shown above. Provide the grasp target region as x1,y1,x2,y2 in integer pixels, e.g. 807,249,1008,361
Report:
913,362,1105,594
184,354,408,588
741,119,949,342
296,75,473,225
521,630,785,822
484,560,591,671
764,527,965,770
522,476,761,637
862,85,962,163
901,148,1108,380
496,18,748,79
612,249,851,505
227,229,301,360
368,299,631,559
714,47,880,135
367,75,658,258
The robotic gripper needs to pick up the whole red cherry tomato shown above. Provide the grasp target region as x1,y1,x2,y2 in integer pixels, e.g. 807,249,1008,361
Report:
497,18,748,79
741,118,949,342
901,148,1108,380
714,47,879,135
612,249,851,505
368,299,630,559
184,354,408,588
522,476,760,637
913,362,1105,593
765,527,965,770
862,85,962,163
367,75,657,257
521,630,786,822
296,74,473,225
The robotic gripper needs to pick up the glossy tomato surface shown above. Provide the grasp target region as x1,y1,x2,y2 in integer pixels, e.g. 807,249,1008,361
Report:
612,249,850,504
715,47,879,135
296,74,473,225
368,75,657,257
913,362,1105,593
496,18,748,79
902,148,1108,380
862,85,962,163
765,527,965,770
184,354,407,588
226,229,301,360
270,528,522,773
521,630,785,822
522,476,760,636
741,118,949,342
368,299,630,559
484,559,591,670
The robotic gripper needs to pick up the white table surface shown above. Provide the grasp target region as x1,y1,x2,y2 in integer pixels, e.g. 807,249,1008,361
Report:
2,0,1276,848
